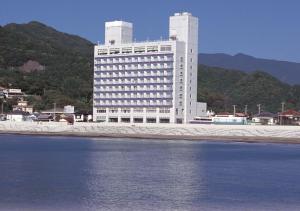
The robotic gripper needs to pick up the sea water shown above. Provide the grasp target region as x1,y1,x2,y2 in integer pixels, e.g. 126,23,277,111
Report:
0,135,299,211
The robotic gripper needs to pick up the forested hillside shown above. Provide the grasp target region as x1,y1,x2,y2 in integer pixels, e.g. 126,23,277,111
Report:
0,21,299,114
0,21,94,111
198,65,300,113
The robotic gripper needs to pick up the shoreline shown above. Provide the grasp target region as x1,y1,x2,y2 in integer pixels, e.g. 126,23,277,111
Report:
1,122,300,144
1,131,300,145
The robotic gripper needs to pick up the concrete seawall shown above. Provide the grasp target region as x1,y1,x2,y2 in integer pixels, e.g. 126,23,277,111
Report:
0,122,300,144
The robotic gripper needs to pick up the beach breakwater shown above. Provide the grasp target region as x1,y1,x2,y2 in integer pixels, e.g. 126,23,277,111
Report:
0,122,300,143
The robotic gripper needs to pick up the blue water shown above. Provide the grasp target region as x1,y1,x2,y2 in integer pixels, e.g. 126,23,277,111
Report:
0,135,300,211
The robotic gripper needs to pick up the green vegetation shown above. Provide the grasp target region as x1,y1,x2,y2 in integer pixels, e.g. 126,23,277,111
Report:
0,21,93,111
198,65,300,113
0,21,299,114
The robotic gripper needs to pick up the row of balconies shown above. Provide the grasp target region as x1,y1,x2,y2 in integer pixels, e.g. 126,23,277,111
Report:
94,87,173,93
95,56,173,64
94,94,173,99
95,77,172,84
94,64,173,71
95,72,173,79
94,80,173,86
94,100,173,107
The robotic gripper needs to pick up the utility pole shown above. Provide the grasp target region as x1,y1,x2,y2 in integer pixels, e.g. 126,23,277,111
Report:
257,104,261,115
1,101,3,115
244,105,248,115
53,103,56,122
233,105,236,116
281,102,285,126
1,99,5,115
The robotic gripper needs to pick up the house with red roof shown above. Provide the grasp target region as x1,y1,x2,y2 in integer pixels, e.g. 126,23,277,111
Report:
278,109,300,125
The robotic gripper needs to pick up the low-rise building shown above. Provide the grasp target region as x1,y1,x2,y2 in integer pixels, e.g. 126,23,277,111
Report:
6,110,29,122
75,111,93,122
2,89,24,99
41,105,75,122
252,112,277,125
13,100,33,114
212,113,248,125
278,109,300,125
37,114,53,122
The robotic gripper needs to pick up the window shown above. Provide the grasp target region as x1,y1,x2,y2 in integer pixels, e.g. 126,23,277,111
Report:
147,46,158,52
97,109,106,113
159,118,170,123
134,108,144,113
121,108,130,113
160,45,172,51
146,118,156,123
97,49,108,55
109,108,118,113
134,47,145,53
109,48,120,54
146,108,157,113
122,47,132,54
159,108,170,113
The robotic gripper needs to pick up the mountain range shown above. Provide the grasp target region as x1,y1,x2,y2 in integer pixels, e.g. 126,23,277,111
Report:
199,53,300,85
0,21,300,113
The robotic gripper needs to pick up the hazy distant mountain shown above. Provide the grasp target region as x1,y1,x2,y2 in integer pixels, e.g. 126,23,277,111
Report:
199,53,300,85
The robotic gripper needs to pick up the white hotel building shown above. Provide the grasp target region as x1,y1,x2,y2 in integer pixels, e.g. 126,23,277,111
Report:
93,12,206,124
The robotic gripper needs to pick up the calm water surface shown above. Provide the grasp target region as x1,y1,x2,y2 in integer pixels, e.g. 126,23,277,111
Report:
0,135,300,211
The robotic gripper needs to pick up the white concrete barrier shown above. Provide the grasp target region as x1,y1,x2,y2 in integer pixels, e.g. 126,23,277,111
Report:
1,122,300,143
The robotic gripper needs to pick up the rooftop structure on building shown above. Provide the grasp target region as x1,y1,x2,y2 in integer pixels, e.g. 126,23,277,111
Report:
93,12,204,124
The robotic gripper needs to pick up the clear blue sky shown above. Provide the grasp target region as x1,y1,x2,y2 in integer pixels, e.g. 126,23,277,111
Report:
1,0,300,62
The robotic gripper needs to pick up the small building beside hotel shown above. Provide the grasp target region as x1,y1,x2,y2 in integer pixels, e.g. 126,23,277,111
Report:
75,111,93,122
252,112,277,125
212,113,248,125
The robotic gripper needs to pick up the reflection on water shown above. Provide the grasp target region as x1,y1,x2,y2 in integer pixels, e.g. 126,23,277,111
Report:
0,135,300,210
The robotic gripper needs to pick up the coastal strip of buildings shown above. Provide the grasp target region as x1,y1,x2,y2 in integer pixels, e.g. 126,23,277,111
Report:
93,12,206,124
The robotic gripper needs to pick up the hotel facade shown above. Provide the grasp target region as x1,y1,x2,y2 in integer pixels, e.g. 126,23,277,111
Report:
93,12,206,124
